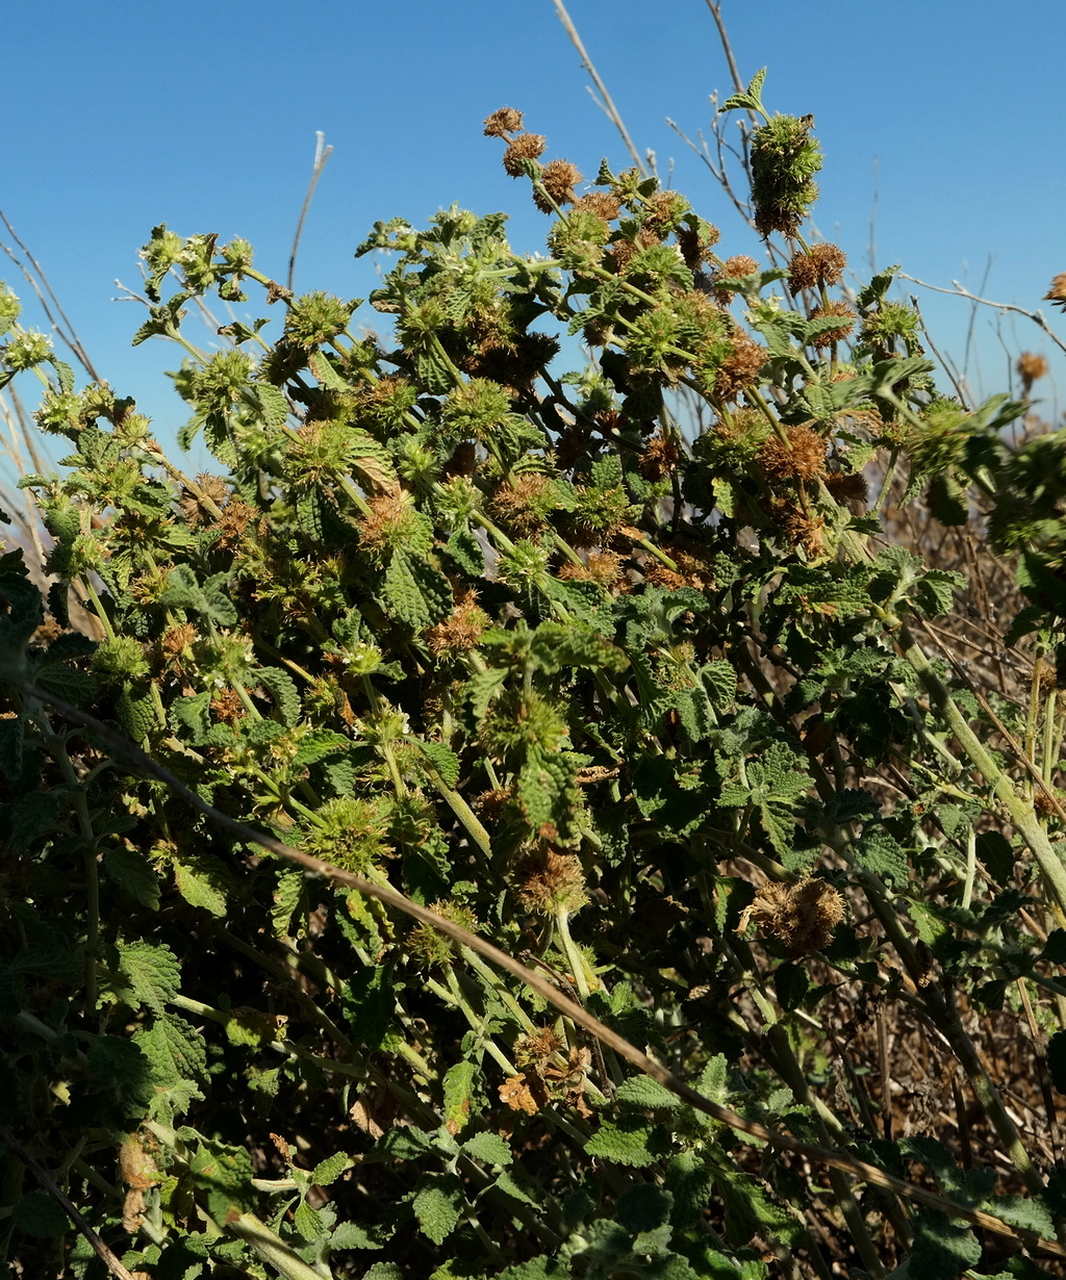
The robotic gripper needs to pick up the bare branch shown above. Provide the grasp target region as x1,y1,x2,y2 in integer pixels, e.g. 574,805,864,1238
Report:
551,0,646,174
287,130,334,293
0,209,101,381
900,271,1066,358
1,1128,138,1280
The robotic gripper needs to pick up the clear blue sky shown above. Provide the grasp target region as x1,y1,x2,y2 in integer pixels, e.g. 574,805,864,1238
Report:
5,0,1065,463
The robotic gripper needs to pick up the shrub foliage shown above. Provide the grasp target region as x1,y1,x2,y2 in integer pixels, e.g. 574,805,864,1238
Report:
2,72,1066,1279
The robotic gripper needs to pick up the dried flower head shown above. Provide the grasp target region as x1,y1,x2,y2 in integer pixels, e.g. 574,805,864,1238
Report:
739,877,844,956
217,497,256,549
572,191,622,222
713,255,760,303
535,160,582,212
424,590,488,654
558,549,628,591
1044,273,1066,309
210,688,244,725
1017,351,1049,386
502,132,547,176
759,424,827,483
490,473,554,536
638,431,683,481
642,190,690,235
356,491,431,563
788,243,846,292
499,1075,539,1114
517,849,588,915
160,622,198,674
807,301,856,349
677,217,720,269
483,106,524,137
712,332,767,402
514,1026,565,1070
780,506,827,557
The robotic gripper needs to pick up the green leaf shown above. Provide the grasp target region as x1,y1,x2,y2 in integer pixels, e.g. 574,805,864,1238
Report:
855,831,909,884
103,847,161,911
986,1194,1054,1239
976,831,1014,887
173,851,233,917
330,1221,388,1250
133,1014,207,1088
256,666,301,727
462,1131,512,1167
617,1183,673,1233
585,1117,662,1166
412,1175,462,1244
12,1190,69,1238
294,1198,326,1241
273,867,305,936
443,1059,478,1135
292,729,351,766
311,1151,354,1186
905,1211,981,1278
614,1075,681,1110
417,739,461,788
115,939,181,1014
492,1170,537,1207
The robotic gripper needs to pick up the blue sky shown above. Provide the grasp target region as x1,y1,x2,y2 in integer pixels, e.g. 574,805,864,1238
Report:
5,0,1065,465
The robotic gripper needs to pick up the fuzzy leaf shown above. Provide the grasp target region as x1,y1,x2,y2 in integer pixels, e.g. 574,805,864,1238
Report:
412,1175,462,1245
115,939,181,1015
443,1059,478,1135
173,851,232,917
585,1118,662,1167
133,1013,206,1087
256,667,301,727
462,1131,512,1167
103,847,161,911
614,1075,681,1110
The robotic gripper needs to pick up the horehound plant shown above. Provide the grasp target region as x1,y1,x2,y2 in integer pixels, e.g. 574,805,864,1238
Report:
2,70,1066,1280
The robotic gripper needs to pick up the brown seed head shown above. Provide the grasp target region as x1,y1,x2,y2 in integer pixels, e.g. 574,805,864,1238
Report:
502,133,547,176
573,191,622,222
1017,351,1049,385
1044,272,1066,307
780,506,827,557
788,243,846,292
483,106,524,137
638,431,683,480
739,877,844,957
558,549,628,591
490,473,553,536
712,256,761,304
515,1027,565,1070
218,497,256,549
210,688,244,724
356,491,416,556
677,220,720,269
160,622,198,673
713,332,767,401
425,589,488,655
535,160,582,211
807,300,856,349
517,849,588,915
759,424,827,484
